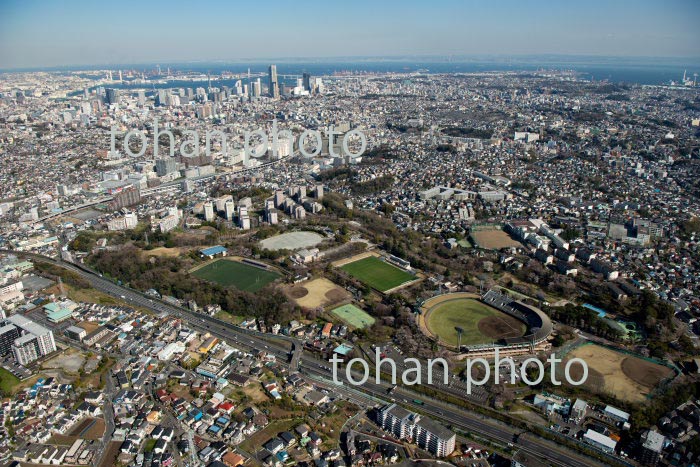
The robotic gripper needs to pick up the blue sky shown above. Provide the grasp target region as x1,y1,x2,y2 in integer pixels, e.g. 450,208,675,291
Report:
1,0,699,69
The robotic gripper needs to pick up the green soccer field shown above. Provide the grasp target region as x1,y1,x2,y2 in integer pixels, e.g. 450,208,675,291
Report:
340,256,415,292
191,259,281,292
331,304,376,328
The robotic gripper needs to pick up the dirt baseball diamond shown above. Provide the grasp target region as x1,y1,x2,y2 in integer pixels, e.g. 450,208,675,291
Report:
477,315,525,340
289,288,308,299
560,343,674,403
284,278,351,309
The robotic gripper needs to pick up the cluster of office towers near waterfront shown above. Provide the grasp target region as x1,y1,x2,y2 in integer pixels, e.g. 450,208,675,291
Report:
99,64,320,111
267,64,318,99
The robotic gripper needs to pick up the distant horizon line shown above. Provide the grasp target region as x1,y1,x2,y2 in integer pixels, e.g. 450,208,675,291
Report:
3,53,700,73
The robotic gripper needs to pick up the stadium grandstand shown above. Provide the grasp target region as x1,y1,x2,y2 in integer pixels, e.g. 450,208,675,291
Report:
465,289,553,356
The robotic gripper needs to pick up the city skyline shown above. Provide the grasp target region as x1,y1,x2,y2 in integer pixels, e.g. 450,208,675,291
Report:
1,0,699,69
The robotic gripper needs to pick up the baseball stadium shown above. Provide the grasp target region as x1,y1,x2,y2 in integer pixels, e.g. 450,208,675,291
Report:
419,289,552,357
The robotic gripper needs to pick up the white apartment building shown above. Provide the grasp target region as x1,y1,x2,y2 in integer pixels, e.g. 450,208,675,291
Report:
5,314,56,365
377,404,455,457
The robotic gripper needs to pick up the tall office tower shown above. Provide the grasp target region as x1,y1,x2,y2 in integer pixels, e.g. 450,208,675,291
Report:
111,187,141,210
233,80,243,95
268,64,279,99
156,158,178,177
204,201,215,222
302,72,311,92
313,77,323,94
182,179,195,193
252,79,261,98
224,199,235,221
79,101,91,116
274,190,285,208
157,89,169,106
215,195,233,212
124,212,138,229
105,88,119,105
137,90,146,106
265,208,278,225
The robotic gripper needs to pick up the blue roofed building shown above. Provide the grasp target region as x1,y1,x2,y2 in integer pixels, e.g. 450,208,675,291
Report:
46,307,74,323
200,245,228,258
43,300,78,323
333,343,354,359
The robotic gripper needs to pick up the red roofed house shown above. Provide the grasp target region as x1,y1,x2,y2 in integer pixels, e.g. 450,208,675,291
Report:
218,401,235,415
321,322,332,338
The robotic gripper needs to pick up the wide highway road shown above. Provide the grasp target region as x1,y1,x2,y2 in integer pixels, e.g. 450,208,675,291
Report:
8,251,626,467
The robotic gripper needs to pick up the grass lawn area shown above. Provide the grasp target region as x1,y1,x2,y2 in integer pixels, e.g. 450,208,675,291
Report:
53,284,154,315
0,367,20,395
191,259,281,292
310,401,359,444
340,256,415,292
238,384,269,404
239,419,301,453
427,298,525,346
330,304,375,329
143,438,157,452
215,311,245,325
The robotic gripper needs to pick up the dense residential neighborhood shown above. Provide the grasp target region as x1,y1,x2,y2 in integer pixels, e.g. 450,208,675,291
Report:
1,13,700,466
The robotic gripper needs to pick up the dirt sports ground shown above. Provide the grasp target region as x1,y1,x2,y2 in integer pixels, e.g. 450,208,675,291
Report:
284,278,350,309
331,250,379,268
470,229,521,250
559,343,675,403
142,246,187,258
